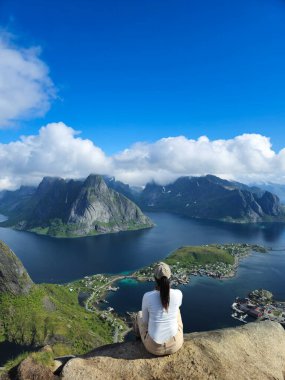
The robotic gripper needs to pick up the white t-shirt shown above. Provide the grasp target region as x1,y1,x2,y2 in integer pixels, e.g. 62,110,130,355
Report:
142,288,183,344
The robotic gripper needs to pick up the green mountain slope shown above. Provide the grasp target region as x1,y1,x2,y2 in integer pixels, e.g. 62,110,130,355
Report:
0,240,126,359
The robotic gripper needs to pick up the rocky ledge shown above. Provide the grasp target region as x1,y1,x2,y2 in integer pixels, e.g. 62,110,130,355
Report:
4,321,285,380
60,321,285,380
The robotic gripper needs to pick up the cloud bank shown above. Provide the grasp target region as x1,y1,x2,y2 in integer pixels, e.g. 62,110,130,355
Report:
0,33,56,127
0,123,111,189
0,122,285,190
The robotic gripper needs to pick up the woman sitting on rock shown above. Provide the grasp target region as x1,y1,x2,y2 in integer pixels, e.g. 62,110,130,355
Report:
134,262,183,356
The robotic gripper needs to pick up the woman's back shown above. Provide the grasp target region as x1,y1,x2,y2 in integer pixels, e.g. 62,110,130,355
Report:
142,288,182,344
134,262,184,356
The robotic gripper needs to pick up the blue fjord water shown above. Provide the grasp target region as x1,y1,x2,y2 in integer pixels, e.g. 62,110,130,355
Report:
1,212,285,284
0,212,284,340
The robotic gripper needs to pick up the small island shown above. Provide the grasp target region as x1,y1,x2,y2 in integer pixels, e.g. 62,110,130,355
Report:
133,243,267,285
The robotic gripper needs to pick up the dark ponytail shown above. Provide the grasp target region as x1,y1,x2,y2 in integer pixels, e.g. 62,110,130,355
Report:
156,276,170,311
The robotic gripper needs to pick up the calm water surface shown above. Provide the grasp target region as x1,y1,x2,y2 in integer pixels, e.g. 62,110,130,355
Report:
1,212,285,283
106,249,285,333
0,341,36,366
0,212,285,335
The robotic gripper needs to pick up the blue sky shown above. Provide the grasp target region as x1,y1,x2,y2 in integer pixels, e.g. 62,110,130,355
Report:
0,0,285,188
1,0,285,153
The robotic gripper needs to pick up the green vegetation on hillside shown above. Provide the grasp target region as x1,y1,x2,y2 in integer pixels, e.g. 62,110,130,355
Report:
28,218,152,238
29,218,97,238
165,245,235,267
0,283,125,356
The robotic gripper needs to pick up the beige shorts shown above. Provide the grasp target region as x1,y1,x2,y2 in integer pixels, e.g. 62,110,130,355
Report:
136,310,184,356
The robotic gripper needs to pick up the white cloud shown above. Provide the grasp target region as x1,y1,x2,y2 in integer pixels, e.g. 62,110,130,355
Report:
113,133,284,185
0,123,285,191
0,122,111,189
0,33,56,127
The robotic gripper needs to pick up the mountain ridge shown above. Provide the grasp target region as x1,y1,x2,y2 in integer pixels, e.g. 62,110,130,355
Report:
1,174,284,229
139,174,285,223
0,174,153,238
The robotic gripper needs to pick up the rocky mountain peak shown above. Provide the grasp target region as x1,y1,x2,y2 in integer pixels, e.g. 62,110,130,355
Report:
83,174,108,193
0,174,153,237
36,177,65,197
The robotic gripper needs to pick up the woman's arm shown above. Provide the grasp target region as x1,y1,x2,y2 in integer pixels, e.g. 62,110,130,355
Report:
142,293,149,325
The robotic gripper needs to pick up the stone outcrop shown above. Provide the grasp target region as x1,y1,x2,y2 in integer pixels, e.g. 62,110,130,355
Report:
0,240,33,295
61,321,285,380
67,175,152,235
13,357,57,380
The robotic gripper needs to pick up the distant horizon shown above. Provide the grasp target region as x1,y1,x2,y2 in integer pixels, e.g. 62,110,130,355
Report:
0,0,285,189
2,170,285,193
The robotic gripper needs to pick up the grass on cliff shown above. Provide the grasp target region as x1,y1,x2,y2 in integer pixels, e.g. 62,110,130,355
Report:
1,350,56,378
0,283,116,357
165,245,235,267
2,352,30,372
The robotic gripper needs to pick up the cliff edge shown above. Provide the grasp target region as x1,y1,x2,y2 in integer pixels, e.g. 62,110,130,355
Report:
61,321,285,380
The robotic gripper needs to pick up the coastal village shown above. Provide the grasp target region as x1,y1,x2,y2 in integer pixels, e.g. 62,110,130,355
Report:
67,274,128,343
232,289,285,325
66,243,270,342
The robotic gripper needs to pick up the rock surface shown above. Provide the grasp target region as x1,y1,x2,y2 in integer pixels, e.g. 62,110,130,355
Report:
13,357,57,380
0,240,33,295
0,186,36,216
67,175,152,235
61,321,285,380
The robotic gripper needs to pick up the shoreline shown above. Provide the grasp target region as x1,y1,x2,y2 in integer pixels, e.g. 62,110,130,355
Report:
10,223,154,239
65,243,269,341
81,244,269,295
0,243,268,363
132,243,268,285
